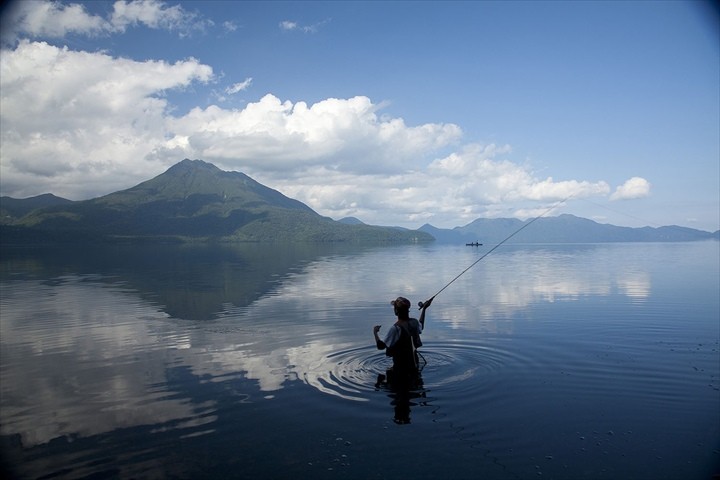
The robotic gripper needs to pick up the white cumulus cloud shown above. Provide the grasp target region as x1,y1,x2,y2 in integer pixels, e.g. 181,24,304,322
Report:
159,94,463,174
0,40,213,198
610,177,651,200
0,37,630,228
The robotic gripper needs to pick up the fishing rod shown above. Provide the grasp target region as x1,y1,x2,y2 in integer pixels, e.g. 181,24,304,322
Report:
418,195,573,309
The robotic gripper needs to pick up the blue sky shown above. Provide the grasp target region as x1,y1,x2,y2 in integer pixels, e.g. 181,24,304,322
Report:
1,1,718,231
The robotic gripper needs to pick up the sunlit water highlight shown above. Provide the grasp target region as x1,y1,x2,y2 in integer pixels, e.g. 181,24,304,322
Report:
1,242,718,479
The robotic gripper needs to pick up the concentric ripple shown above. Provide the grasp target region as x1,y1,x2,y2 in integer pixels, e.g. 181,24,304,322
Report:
301,340,532,403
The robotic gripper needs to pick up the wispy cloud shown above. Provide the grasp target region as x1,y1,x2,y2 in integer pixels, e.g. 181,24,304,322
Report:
1,0,211,44
225,78,253,95
109,0,212,36
222,20,239,33
279,18,330,34
279,20,299,31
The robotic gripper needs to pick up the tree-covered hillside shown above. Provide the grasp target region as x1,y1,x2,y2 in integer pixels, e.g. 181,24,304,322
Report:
0,159,433,244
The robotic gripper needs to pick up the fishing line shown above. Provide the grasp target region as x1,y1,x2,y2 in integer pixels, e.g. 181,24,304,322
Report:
418,195,573,309
575,197,663,228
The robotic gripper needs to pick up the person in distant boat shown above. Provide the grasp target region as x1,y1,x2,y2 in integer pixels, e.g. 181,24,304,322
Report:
373,296,432,375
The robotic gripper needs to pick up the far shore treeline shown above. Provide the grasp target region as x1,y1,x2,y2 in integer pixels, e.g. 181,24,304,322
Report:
1,159,718,246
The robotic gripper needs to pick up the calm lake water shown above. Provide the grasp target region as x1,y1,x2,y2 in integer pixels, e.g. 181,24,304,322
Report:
1,241,718,479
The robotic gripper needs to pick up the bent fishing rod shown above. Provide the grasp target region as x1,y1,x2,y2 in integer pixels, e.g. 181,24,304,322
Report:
418,196,572,309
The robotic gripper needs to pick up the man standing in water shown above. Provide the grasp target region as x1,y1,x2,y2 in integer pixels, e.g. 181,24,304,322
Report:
373,296,432,375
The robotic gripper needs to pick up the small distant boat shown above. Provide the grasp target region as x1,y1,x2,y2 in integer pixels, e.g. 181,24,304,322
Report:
465,242,483,246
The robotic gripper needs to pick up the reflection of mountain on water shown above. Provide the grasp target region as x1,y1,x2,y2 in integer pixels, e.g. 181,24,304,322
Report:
0,244,376,320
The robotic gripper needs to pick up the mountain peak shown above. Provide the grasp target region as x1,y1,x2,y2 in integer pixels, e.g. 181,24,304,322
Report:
97,159,314,215
168,159,220,174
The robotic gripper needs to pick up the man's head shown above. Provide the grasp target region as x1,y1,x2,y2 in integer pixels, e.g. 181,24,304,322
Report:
391,296,411,317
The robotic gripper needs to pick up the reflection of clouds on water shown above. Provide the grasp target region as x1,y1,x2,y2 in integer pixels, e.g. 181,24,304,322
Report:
437,248,652,325
0,277,360,447
529,277,612,302
0,279,213,447
212,245,658,393
202,344,293,392
207,296,365,396
0,244,658,448
617,271,651,299
269,246,653,333
272,247,438,309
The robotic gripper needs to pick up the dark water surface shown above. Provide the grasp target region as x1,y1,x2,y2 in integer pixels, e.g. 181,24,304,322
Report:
1,242,718,479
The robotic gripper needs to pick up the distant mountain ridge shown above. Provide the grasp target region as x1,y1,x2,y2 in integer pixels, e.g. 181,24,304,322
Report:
1,159,717,245
419,214,719,244
0,193,73,219
0,159,432,244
